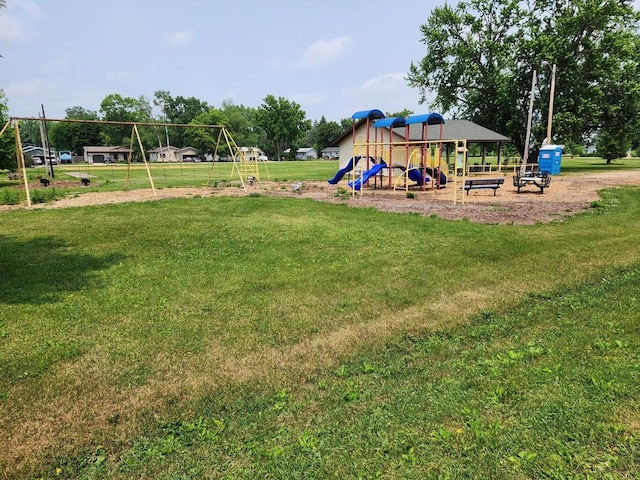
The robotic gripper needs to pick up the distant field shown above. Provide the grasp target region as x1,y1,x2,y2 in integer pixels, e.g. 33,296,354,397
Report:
31,159,339,187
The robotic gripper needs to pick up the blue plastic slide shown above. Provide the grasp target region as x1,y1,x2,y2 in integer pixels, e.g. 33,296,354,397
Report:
407,168,430,185
425,167,447,185
405,167,447,186
348,163,387,190
328,157,355,184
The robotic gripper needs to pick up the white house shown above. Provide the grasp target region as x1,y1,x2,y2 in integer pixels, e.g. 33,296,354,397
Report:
141,146,203,162
83,146,132,164
239,147,268,161
148,145,180,162
285,147,318,160
321,146,339,159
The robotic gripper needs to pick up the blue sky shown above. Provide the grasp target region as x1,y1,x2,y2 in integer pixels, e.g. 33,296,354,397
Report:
1,0,441,122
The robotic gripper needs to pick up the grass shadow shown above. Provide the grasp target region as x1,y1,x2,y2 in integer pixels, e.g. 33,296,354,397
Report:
0,235,125,305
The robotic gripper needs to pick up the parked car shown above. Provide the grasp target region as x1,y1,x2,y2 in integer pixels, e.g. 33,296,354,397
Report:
59,151,73,164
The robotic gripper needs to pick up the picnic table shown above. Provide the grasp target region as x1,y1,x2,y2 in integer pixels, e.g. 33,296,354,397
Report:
513,171,551,194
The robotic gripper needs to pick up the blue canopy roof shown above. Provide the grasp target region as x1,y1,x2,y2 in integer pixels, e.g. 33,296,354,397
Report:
405,113,445,125
351,109,385,120
373,117,406,128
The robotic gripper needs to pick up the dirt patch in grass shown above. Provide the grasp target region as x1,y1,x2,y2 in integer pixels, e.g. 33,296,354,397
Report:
4,170,640,224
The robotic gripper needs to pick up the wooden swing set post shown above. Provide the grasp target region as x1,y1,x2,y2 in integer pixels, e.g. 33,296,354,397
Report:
12,121,32,207
133,124,156,196
206,128,225,187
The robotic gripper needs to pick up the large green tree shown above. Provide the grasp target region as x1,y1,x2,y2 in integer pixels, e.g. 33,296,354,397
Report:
0,90,16,171
407,0,640,159
153,90,210,147
255,95,311,160
99,94,154,149
18,120,41,147
305,116,345,155
186,108,229,156
48,107,102,153
221,100,264,151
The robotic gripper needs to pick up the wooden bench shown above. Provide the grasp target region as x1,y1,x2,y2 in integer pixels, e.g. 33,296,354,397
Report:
464,177,505,195
513,171,551,194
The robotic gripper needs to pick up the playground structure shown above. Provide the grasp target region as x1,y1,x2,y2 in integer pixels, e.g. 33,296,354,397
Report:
328,109,469,204
0,117,267,206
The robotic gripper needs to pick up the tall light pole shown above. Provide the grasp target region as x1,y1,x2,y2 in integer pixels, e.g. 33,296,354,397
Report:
521,69,537,172
545,63,557,145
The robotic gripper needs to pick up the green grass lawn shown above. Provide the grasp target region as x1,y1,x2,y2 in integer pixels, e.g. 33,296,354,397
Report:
0,163,639,478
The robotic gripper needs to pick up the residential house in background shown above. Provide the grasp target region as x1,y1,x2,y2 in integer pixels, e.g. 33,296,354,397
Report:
148,145,180,162
83,146,132,164
321,146,339,159
148,146,202,162
22,146,57,165
239,147,268,161
284,147,318,160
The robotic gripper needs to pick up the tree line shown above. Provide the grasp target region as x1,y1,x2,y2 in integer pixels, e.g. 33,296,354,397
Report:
407,0,640,162
4,0,640,168
0,90,351,170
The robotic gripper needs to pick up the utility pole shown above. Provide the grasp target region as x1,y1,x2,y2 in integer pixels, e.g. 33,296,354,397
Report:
40,104,55,178
521,69,537,173
546,64,557,145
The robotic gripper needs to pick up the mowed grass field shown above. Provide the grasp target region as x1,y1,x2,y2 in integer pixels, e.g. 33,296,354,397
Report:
1,159,640,478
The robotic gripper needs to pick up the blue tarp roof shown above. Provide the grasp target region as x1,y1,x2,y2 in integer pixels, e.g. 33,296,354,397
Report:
373,117,406,128
405,113,445,125
351,109,385,120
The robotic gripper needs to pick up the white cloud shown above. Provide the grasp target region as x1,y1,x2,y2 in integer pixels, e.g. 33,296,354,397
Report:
165,30,194,46
41,54,73,74
291,91,328,106
344,73,408,96
0,0,46,41
107,71,130,83
5,77,50,97
337,72,427,119
297,36,353,69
